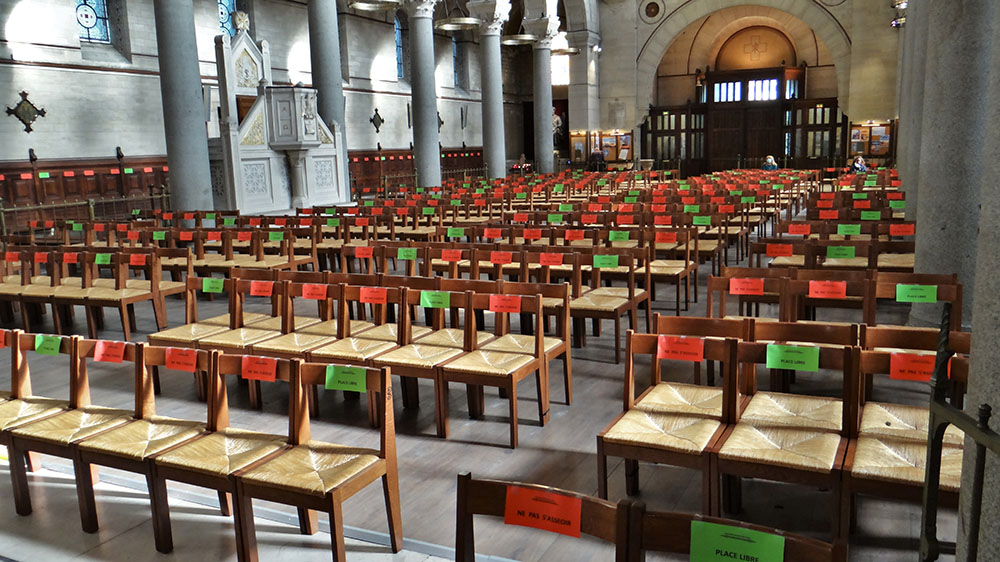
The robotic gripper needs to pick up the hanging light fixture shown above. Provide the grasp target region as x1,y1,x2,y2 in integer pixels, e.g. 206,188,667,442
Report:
435,0,481,31
348,0,402,12
549,31,579,56
501,18,537,46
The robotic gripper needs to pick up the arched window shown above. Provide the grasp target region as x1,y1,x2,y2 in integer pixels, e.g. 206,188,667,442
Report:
394,15,405,79
219,0,236,36
76,0,111,44
452,36,460,87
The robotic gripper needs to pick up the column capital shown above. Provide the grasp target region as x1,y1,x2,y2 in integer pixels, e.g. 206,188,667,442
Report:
522,15,559,48
467,0,510,35
403,0,439,19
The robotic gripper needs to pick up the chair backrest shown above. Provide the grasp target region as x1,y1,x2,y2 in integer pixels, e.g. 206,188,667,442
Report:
455,472,629,562
210,352,297,435
13,332,78,402
784,279,875,324
626,502,846,562
76,338,141,411
139,345,212,417
706,275,789,320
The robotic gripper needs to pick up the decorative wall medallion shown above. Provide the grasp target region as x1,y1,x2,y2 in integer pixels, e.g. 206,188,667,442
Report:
6,91,46,133
639,0,664,24
370,108,384,133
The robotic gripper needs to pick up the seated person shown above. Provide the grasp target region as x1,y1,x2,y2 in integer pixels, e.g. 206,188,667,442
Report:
851,155,868,174
762,155,778,171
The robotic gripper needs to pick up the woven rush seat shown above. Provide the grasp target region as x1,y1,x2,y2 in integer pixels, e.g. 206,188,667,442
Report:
441,350,534,376
416,328,494,348
722,315,779,322
588,287,648,300
632,382,722,419
876,253,915,269
653,242,681,251
374,344,463,368
356,323,432,342
3,275,50,285
513,238,548,245
83,287,152,301
252,332,338,354
650,259,688,270
97,279,186,292
603,411,722,454
20,284,59,297
609,241,639,249
719,423,842,473
298,318,374,336
0,391,10,402
480,333,562,354
147,322,230,344
0,397,67,430
431,258,471,268
310,338,396,361
154,428,286,477
740,391,842,431
77,416,205,460
198,327,281,348
860,402,964,445
829,234,872,241
315,239,344,249
237,441,379,496
251,315,322,331
541,296,566,309
822,257,869,268
769,256,805,267
9,406,132,446
159,257,187,267
202,313,269,326
704,227,744,235
570,293,628,311
0,284,24,295
851,435,962,490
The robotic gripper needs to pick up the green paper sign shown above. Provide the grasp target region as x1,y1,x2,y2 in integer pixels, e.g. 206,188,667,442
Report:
559,204,574,212
364,200,375,207
397,247,417,260
861,211,882,221
852,192,868,199
765,343,820,372
593,255,620,268
72,223,84,232
684,205,700,213
515,192,528,200
547,213,564,223
420,290,450,309
205,213,216,220
327,218,341,227
416,188,425,193
759,179,770,184
476,188,486,194
741,196,756,204
629,190,640,196
38,172,50,179
450,199,462,206
554,184,565,193
678,185,691,191
608,230,630,242
447,227,465,238
865,180,878,186
889,200,906,209
693,215,712,226
896,284,938,303
131,208,141,215
325,364,367,392
837,224,862,236
223,217,236,226
268,231,284,242
690,520,785,562
95,253,112,265
422,207,436,215
624,196,638,203
730,190,743,196
325,208,336,214
123,168,134,174
202,278,225,293
153,230,166,241
826,246,856,259
597,180,608,186
34,335,62,356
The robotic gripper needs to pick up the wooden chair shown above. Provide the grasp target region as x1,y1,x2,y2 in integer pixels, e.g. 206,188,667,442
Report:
72,345,212,551
706,275,789,322
785,278,875,324
440,292,546,448
570,251,642,363
6,336,136,518
597,331,738,514
625,501,846,561
455,472,629,562
232,360,402,562
646,227,697,315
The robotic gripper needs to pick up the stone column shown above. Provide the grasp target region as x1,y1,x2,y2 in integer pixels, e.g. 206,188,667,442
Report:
307,0,347,136
909,0,992,328
524,16,558,174
469,1,510,179
898,0,930,220
406,0,442,188
152,0,214,210
567,29,600,152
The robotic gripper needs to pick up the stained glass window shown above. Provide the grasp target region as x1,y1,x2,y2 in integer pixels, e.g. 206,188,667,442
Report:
452,36,460,88
76,0,111,44
219,0,236,36
394,16,405,79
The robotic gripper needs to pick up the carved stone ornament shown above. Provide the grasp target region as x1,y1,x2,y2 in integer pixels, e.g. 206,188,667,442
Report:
370,108,385,133
234,11,251,33
6,91,46,133
406,0,439,18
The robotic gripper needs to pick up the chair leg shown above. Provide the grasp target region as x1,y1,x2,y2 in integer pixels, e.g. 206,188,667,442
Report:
467,384,485,419
153,297,167,330
50,302,62,336
382,470,404,553
147,469,174,553
435,377,449,438
562,352,573,405
73,454,99,533
596,441,609,499
128,303,137,332
118,303,131,341
507,383,519,449
232,482,258,562
218,490,233,516
592,317,601,337
624,459,639,496
534,369,549,426
9,444,33,516
614,317,621,364
152,365,162,396
297,507,319,535
248,380,262,410
328,500,347,562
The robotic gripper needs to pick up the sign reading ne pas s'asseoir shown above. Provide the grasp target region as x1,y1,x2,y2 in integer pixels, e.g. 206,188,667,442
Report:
503,485,582,537
690,520,785,562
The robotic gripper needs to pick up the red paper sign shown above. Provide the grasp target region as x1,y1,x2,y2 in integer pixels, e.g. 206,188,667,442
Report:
890,353,936,381
564,230,584,241
302,283,328,300
581,214,598,224
816,200,834,209
820,192,835,200
490,251,513,265
654,215,672,225
44,221,54,228
787,224,811,236
300,218,313,226
588,204,602,212
651,204,667,213
248,281,272,297
94,340,126,363
441,249,463,262
355,218,370,227
29,220,38,228
274,218,287,226
819,210,839,220
249,218,261,227
657,335,705,362
854,200,871,209
808,280,847,299
165,347,198,372
473,199,486,206
33,252,48,263
354,246,374,259
889,223,915,236
241,356,277,382
179,231,194,241
370,207,384,215
617,214,634,225
206,231,221,241
513,213,529,222
539,253,563,266
523,228,542,240
618,204,634,213
489,294,522,314
116,223,129,232
718,205,735,214
183,213,195,220
711,197,725,204
729,278,765,296
237,231,252,242
395,207,409,216
162,212,174,220
127,230,140,241
765,243,794,257
681,197,696,205
886,192,904,200
360,287,387,304
4,251,18,262
655,231,678,244
598,196,611,204
129,254,147,266
483,228,502,239
503,486,582,538
63,252,79,264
